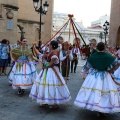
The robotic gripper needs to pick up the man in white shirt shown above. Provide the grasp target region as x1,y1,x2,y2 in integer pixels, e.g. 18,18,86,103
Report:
56,36,64,51
71,44,80,73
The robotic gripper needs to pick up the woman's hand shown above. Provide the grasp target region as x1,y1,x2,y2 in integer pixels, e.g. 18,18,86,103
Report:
32,43,36,47
11,58,15,64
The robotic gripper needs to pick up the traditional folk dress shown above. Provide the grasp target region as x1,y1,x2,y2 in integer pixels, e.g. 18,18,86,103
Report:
74,52,120,113
60,50,73,78
113,66,120,91
113,66,120,82
9,46,37,89
81,46,88,60
29,51,71,105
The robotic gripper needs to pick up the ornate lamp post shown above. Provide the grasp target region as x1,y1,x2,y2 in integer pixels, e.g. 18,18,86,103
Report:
103,20,109,45
33,0,49,48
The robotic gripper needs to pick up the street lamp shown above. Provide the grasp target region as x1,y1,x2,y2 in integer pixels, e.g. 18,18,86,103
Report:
103,20,109,45
33,0,49,48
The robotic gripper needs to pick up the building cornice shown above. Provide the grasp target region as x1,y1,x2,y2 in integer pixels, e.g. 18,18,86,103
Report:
17,19,44,25
2,4,19,11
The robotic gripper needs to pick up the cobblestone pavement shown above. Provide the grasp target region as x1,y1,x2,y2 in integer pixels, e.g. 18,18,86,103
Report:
0,61,120,120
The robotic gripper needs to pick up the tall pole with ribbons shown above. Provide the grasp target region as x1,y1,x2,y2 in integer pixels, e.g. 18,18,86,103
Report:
65,15,73,82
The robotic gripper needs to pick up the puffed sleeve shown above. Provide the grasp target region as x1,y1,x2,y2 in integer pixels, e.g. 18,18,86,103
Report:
38,53,43,62
81,61,92,79
107,58,118,71
51,55,59,64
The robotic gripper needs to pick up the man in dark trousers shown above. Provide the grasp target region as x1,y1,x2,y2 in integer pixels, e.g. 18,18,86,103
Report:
71,44,79,73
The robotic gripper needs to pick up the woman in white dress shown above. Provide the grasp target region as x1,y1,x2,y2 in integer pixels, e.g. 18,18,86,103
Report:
30,40,71,108
9,38,37,95
74,42,120,114
113,64,120,91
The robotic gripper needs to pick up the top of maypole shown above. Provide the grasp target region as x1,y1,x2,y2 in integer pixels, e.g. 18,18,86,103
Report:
68,14,74,18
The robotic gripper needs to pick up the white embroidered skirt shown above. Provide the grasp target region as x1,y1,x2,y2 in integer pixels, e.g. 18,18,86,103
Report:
9,62,37,89
74,71,120,113
29,66,71,105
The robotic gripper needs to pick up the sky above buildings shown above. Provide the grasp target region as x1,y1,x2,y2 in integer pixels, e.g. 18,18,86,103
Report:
54,0,111,27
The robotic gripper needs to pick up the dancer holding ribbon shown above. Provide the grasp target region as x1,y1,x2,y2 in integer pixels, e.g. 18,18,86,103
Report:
30,40,71,108
9,38,37,95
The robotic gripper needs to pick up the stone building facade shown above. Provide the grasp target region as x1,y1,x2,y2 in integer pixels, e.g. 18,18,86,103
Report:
109,0,120,47
0,0,54,44
0,0,18,43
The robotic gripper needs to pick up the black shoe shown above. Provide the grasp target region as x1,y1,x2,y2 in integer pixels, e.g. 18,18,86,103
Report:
18,89,25,95
18,88,22,95
71,71,73,73
21,89,25,94
74,71,76,73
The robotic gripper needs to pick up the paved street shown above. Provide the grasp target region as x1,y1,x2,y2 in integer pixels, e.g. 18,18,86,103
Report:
0,60,120,120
